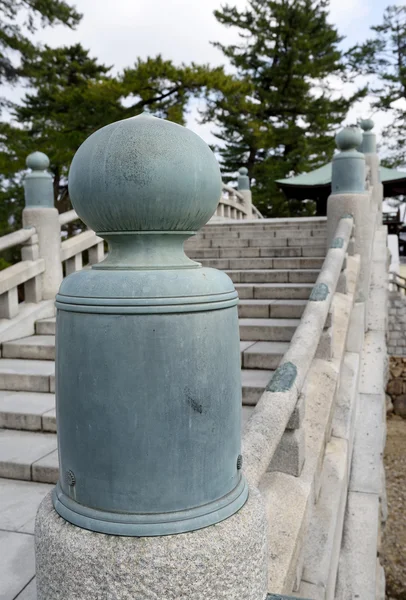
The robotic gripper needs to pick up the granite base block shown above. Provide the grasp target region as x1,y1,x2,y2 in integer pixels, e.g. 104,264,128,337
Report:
35,488,268,600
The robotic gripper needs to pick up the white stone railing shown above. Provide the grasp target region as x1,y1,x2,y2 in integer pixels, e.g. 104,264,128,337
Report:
0,204,105,331
58,211,104,275
0,227,45,319
243,215,355,487
215,184,263,220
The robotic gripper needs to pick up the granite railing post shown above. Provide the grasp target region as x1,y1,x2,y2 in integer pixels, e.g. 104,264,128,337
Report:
22,152,63,300
34,114,268,600
327,126,373,329
238,166,253,216
359,118,383,226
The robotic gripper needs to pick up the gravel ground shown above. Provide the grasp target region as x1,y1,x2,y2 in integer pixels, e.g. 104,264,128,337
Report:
382,415,406,600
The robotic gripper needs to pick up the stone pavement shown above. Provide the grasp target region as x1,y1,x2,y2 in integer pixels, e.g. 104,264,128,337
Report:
0,479,51,600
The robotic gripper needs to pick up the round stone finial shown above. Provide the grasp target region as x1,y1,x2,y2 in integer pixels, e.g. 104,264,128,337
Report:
239,167,248,176
26,151,50,171
335,126,363,152
69,114,222,233
360,118,374,132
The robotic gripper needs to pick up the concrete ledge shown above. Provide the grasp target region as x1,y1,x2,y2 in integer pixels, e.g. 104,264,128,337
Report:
300,437,348,599
335,492,379,600
349,393,385,496
261,358,340,595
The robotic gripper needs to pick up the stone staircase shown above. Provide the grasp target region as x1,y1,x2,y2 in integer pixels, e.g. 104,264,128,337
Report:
0,218,327,486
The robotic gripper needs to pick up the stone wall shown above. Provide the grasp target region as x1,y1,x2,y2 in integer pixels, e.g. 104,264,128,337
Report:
387,291,406,356
386,356,406,417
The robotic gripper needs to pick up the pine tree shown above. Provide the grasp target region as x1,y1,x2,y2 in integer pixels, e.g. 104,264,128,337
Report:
0,49,220,235
0,0,81,85
206,0,363,216
349,5,406,167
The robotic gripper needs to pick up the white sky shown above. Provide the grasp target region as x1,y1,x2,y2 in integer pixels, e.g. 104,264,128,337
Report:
1,0,400,147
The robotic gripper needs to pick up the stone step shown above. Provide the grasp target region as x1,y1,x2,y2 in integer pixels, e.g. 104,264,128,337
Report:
238,299,307,319
241,341,288,369
0,391,55,432
241,368,272,405
203,220,326,230
196,229,327,240
0,376,270,485
0,368,273,437
202,225,327,234
226,269,319,284
2,335,55,361
0,429,58,483
198,257,324,270
235,283,314,300
35,318,56,336
185,237,326,248
0,359,54,393
239,318,299,342
202,230,327,239
187,246,326,259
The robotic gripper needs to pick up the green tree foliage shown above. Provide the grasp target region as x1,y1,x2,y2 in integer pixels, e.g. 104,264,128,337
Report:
0,0,81,85
204,0,363,216
0,48,223,234
349,5,406,167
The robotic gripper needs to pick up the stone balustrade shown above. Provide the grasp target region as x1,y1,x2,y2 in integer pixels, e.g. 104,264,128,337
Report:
0,118,389,600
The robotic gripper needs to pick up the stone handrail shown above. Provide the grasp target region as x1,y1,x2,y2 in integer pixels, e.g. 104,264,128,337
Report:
251,204,264,219
216,184,253,220
389,270,406,294
59,209,79,226
242,215,354,487
0,227,36,252
60,230,104,275
0,224,45,319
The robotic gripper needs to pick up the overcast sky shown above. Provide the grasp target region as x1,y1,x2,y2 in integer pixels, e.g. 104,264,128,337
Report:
4,0,398,145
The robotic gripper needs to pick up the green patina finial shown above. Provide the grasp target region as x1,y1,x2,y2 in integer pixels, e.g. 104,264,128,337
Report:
360,118,374,132
238,166,250,191
335,126,363,152
358,118,377,154
68,114,223,269
332,126,366,195
26,151,50,171
24,151,54,208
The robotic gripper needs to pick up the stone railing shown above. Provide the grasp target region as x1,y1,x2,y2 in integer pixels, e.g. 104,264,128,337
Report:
58,210,104,276
243,215,355,488
389,270,406,295
214,168,263,220
0,227,44,318
0,118,388,599
0,153,107,343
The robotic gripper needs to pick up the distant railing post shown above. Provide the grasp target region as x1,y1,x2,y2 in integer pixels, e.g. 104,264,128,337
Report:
35,115,268,600
22,152,62,300
359,118,383,226
238,167,253,216
327,126,373,320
